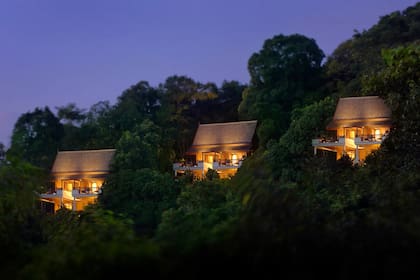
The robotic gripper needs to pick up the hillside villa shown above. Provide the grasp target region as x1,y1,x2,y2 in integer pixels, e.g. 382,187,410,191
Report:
173,120,258,179
312,96,392,164
37,96,390,213
39,149,116,213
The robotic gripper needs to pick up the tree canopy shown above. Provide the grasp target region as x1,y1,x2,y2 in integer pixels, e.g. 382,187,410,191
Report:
8,107,63,169
239,33,325,145
325,2,420,96
3,3,420,278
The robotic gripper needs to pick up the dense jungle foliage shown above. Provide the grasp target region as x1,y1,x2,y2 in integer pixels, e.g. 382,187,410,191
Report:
1,3,420,279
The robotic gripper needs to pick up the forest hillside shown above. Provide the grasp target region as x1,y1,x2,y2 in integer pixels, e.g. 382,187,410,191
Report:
1,3,420,279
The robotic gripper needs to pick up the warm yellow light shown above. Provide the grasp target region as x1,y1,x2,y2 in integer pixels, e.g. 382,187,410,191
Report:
63,202,72,210
232,154,238,165
92,182,97,192
346,151,355,160
375,129,381,140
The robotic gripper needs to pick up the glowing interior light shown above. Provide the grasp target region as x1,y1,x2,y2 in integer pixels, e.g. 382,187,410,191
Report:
232,154,238,165
64,202,72,210
92,182,97,192
375,129,381,140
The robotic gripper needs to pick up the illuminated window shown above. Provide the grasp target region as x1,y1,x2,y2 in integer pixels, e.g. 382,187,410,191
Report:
232,154,238,165
375,129,381,140
63,180,80,191
92,182,97,192
205,155,214,163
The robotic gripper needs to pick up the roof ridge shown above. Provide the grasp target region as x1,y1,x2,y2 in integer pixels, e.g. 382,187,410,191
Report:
199,120,258,127
57,148,116,154
340,95,380,100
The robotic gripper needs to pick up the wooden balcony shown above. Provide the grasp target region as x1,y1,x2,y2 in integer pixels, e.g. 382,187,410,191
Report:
173,160,243,173
39,189,73,200
40,189,62,199
312,136,346,147
211,160,242,170
72,188,101,198
354,134,387,145
40,188,101,199
173,161,204,171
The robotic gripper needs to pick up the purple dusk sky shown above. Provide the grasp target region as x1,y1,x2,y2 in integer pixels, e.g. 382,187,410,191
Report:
0,0,418,147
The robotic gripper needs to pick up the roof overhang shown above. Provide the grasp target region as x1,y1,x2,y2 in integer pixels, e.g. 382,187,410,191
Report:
326,118,392,130
186,143,252,154
51,171,110,180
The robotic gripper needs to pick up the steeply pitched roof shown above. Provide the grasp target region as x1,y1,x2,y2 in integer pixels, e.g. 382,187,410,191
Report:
188,120,257,152
327,96,392,129
51,149,116,174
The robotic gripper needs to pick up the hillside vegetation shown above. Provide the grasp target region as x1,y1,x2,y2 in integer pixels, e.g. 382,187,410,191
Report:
1,3,420,279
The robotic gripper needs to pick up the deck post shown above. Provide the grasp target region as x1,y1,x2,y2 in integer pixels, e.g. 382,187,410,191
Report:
354,145,359,164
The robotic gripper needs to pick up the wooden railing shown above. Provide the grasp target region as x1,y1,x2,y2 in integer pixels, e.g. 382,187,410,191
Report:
354,134,387,144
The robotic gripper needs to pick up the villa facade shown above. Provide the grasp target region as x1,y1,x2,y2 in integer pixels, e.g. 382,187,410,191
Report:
173,120,258,179
39,149,116,213
312,96,392,164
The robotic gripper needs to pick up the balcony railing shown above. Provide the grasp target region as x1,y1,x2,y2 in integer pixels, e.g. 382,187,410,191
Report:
40,189,62,198
173,160,243,171
173,161,204,171
313,133,388,148
211,161,242,169
40,188,101,199
72,188,101,197
312,136,345,146
354,134,387,145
